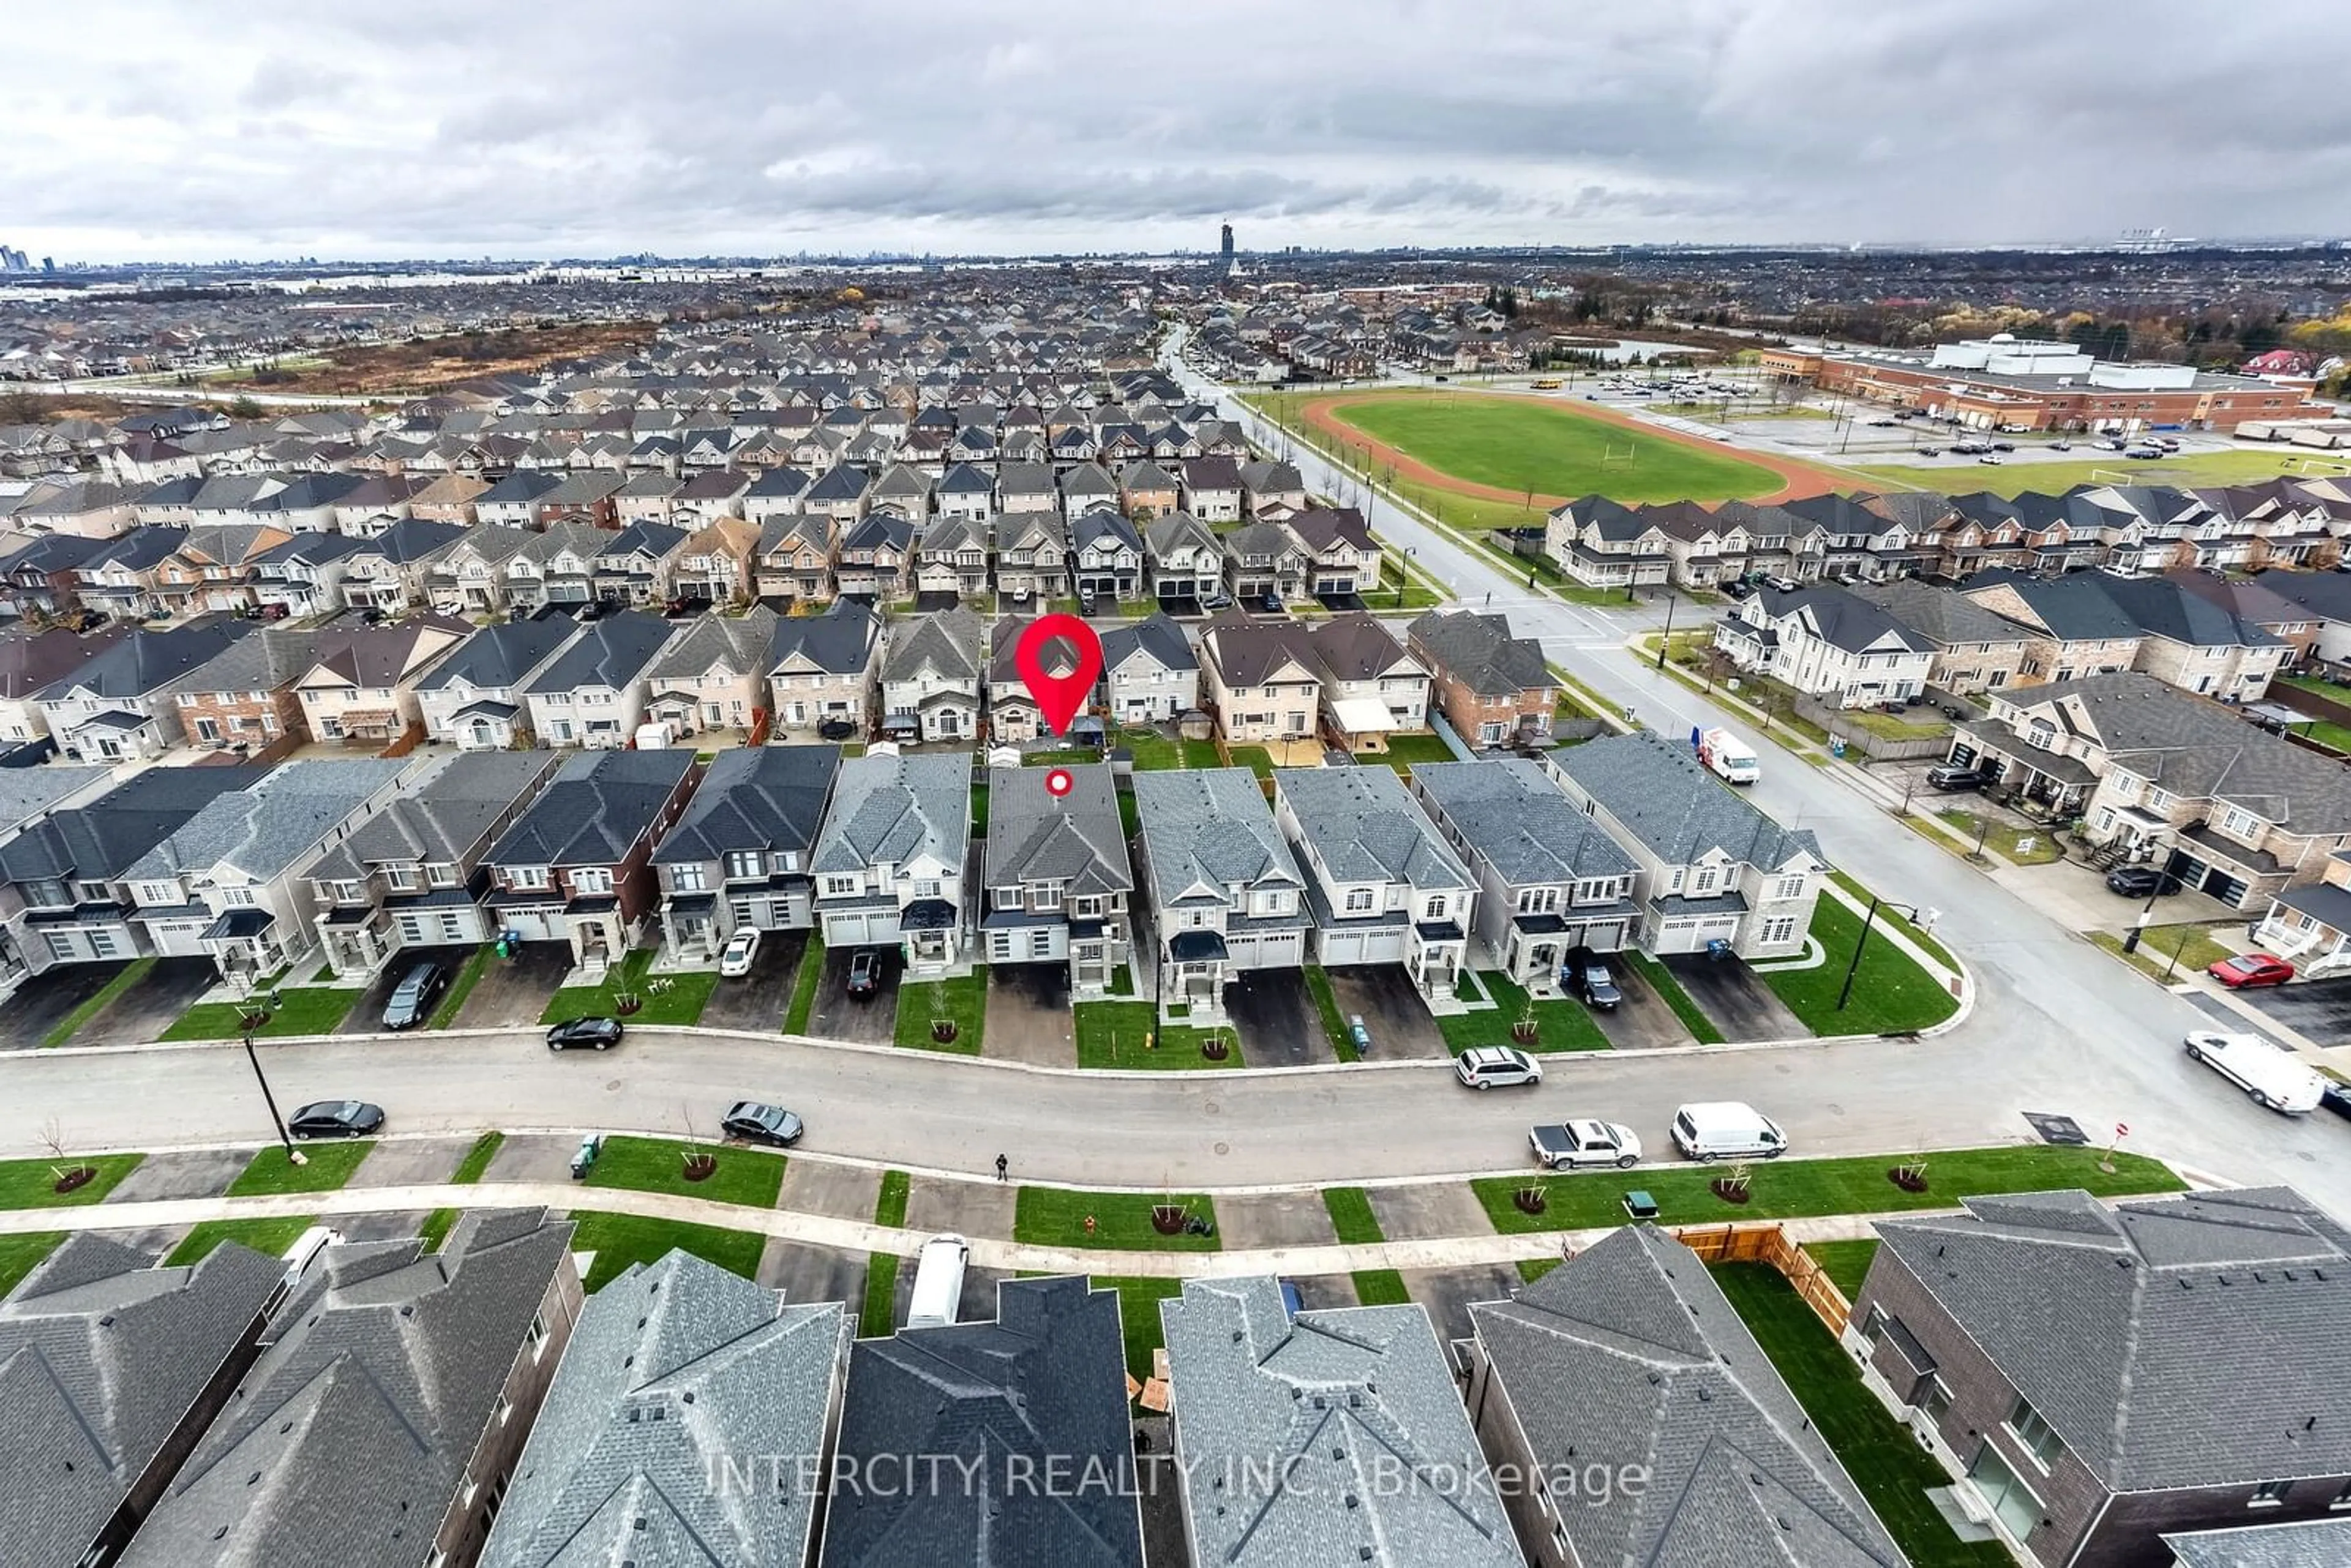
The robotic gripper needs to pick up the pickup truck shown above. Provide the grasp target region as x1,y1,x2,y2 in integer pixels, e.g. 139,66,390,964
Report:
1529,1119,1644,1170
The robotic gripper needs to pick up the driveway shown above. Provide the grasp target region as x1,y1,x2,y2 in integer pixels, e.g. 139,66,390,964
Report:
2240,977,2351,1049
804,947,898,1045
482,1133,584,1185
1398,1262,1524,1345
1213,1191,1338,1250
452,942,570,1029
904,1175,1016,1240
78,956,217,1046
984,964,1073,1066
1322,965,1447,1059
1368,1182,1497,1242
345,1135,478,1188
1223,969,1331,1067
102,1147,252,1203
1661,953,1807,1041
757,1238,868,1305
776,1158,880,1223
699,931,805,1033
1590,965,1695,1051
337,945,474,1035
0,961,133,1052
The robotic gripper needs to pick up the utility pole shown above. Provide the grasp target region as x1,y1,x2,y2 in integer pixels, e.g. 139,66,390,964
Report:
1835,896,1886,1011
1654,591,1676,670
242,1030,307,1167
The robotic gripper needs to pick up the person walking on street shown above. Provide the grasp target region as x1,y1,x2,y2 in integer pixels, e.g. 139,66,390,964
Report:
995,1153,1008,1182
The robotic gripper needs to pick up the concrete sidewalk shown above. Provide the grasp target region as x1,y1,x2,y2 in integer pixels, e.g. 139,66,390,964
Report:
0,1178,1974,1280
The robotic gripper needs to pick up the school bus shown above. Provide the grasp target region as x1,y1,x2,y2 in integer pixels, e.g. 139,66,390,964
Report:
1532,378,1563,389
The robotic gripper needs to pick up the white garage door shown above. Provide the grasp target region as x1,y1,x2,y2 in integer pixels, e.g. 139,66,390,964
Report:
825,909,900,948
1652,914,1740,955
497,909,559,943
1319,926,1408,966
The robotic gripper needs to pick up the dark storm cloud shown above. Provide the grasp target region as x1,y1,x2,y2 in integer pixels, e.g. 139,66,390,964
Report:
5,0,2345,260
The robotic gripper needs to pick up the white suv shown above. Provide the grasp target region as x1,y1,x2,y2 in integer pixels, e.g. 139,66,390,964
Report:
1455,1046,1543,1090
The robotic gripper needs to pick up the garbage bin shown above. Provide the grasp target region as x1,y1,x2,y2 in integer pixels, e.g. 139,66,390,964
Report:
569,1135,602,1180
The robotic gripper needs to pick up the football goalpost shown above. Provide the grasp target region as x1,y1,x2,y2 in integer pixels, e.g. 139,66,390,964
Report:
1600,441,1638,470
2282,453,2351,478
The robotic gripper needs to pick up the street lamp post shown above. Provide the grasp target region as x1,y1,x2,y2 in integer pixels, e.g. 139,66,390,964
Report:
242,1030,307,1167
2118,860,2180,955
1835,896,1929,1011
1653,591,1676,670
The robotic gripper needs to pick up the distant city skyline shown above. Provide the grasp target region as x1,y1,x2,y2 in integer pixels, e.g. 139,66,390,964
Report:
7,0,2346,264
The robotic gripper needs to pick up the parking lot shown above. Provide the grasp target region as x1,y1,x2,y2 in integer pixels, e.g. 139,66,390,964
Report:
1661,953,1807,1041
804,946,898,1045
1322,964,1448,1059
1222,969,1330,1067
698,931,805,1032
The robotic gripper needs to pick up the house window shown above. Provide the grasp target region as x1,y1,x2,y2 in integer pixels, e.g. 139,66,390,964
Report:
1071,896,1101,918
2251,1480,2292,1509
427,864,458,888
1344,888,1374,913
2221,806,2259,838
726,850,764,881
509,866,550,890
221,887,257,908
528,1311,552,1360
914,878,942,899
2006,1397,2064,1469
672,863,707,892
1761,916,1798,945
1967,1444,2042,1540
1422,896,1446,921
1920,1375,1954,1420
1036,885,1062,910
1693,866,1718,895
825,875,861,898
1028,928,1053,958
1773,876,1805,902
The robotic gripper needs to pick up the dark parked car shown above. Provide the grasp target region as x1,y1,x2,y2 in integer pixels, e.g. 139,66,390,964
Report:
2321,1080,2351,1122
1924,763,1993,791
288,1100,384,1139
546,1016,624,1051
846,948,881,997
722,1100,804,1146
1564,947,1620,1010
2104,864,2177,898
380,960,447,1030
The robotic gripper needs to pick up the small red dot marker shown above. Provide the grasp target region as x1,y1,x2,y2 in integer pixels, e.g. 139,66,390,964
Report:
1044,767,1074,799
1012,612,1104,738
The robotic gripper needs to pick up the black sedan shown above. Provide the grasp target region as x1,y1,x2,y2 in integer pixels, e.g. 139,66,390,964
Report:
721,1100,805,1147
546,1016,624,1051
1924,763,1994,791
287,1100,384,1139
847,948,881,997
2105,865,2178,898
2322,1081,2351,1122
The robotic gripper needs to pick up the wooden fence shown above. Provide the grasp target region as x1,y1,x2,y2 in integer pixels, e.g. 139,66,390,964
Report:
1674,1221,1854,1334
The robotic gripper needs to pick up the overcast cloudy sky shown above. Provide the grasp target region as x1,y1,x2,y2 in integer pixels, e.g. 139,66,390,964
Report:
8,0,2346,262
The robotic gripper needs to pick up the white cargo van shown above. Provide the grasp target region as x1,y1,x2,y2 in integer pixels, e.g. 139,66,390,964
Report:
632,719,676,751
1697,727,1760,786
1670,1101,1787,1161
906,1232,970,1330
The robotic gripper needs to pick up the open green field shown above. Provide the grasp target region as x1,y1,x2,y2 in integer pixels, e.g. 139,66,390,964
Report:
1851,447,2351,498
1326,391,1792,505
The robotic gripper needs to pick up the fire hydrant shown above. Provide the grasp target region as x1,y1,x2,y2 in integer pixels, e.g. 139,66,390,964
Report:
1084,1214,1098,1236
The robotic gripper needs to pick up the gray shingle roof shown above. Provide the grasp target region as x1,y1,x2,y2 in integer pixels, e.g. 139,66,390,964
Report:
524,610,677,695
307,751,561,882
768,598,879,676
1744,583,1936,657
649,604,778,683
811,751,969,876
1099,612,1195,680
880,604,983,684
1407,610,1554,697
654,745,839,867
1409,758,1637,884
414,615,580,692
34,622,258,702
1,1234,284,1568
1132,767,1302,909
1875,1186,2351,1492
1160,1276,1523,1567
1470,1226,1903,1568
0,763,265,881
1549,732,1826,871
488,749,696,867
1275,765,1470,889
0,763,108,836
126,757,407,882
1850,579,2030,649
122,1210,575,1568
819,1275,1142,1568
982,763,1131,896
2163,1518,2351,1568
481,1252,848,1568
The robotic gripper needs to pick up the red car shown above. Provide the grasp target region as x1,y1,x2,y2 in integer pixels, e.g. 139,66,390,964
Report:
2208,953,2295,989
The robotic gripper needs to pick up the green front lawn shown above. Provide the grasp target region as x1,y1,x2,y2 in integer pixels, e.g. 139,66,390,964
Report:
570,1212,766,1292
419,1209,459,1251
874,1168,911,1229
1826,872,1958,971
896,973,987,1054
861,1252,901,1337
583,1135,786,1208
0,1152,144,1209
1324,1186,1384,1245
1097,1275,1187,1386
1365,732,1457,773
1761,895,1958,1036
540,948,716,1027
1934,809,2063,866
1803,1239,1882,1299
227,1139,374,1196
162,988,363,1040
1626,952,1727,1045
451,1131,504,1185
1117,729,1223,771
1072,1000,1243,1070
1717,1263,2009,1567
426,945,495,1029
0,1232,65,1294
165,1216,317,1267
40,956,156,1048
782,934,825,1034
1352,1269,1411,1305
2091,921,2241,984
1438,971,1610,1054
1303,966,1359,1062
1476,1144,2181,1235
1013,1187,1221,1253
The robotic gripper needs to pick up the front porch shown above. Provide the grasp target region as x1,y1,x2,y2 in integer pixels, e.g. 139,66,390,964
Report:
1411,920,1469,1015
200,907,299,987
1161,929,1231,1024
316,904,394,981
901,897,967,978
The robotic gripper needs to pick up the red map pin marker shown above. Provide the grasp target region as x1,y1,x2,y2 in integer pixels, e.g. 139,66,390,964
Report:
1013,613,1104,738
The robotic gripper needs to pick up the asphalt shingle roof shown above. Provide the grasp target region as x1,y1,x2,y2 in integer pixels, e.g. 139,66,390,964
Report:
414,615,579,692
1275,765,1470,890
1549,731,1826,871
653,745,839,867
811,751,969,876
523,610,676,695
1131,767,1303,909
1407,610,1554,697
488,749,696,867
982,763,1131,896
307,751,561,882
1409,758,1637,884
127,757,406,883
0,763,265,880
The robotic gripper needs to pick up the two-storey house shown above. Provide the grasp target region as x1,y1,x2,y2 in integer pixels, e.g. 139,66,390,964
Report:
755,512,838,604
1851,579,2031,696
422,523,538,616
994,509,1069,606
1307,613,1431,749
809,750,970,973
337,517,467,613
1142,511,1225,606
0,625,124,746
165,624,331,755
1714,583,1937,708
652,744,839,964
879,604,983,743
767,599,883,739
1286,506,1384,598
293,612,473,745
1960,569,2147,688
249,530,364,618
1409,757,1640,992
1198,614,1320,745
483,748,702,976
643,605,777,740
1273,763,1474,1005
672,516,759,605
1408,609,1560,748
1070,508,1143,604
37,620,258,763
914,512,991,599
980,763,1132,996
1543,730,1826,958
522,610,678,750
833,508,915,600
0,765,148,995
1223,520,1307,606
590,519,686,609
415,615,582,751
308,750,564,977
1179,456,1243,523
1098,613,1199,725
1131,767,1308,1024
1544,495,1671,590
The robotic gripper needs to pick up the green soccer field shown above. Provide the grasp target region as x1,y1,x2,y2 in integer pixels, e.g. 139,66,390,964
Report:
1325,391,1794,505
